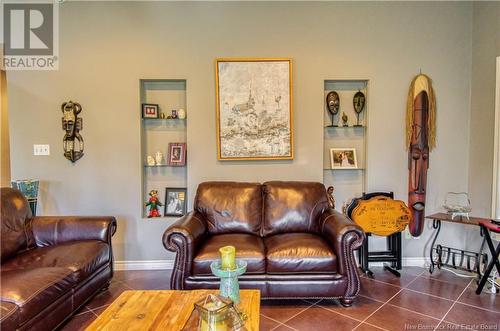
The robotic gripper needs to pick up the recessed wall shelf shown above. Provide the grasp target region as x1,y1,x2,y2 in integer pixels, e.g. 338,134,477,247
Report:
142,118,186,122
324,126,366,129
323,79,369,210
140,79,187,219
144,165,186,168
323,168,365,171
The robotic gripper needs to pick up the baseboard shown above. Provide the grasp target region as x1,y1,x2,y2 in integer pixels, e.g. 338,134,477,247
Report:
367,257,427,267
114,260,174,271
114,257,427,271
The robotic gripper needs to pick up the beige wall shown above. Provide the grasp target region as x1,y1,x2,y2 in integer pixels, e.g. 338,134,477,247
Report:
468,1,500,218
1,69,10,186
8,2,474,262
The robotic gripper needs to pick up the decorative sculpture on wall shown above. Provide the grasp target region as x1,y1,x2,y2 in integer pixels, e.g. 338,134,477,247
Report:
406,73,436,236
61,101,84,162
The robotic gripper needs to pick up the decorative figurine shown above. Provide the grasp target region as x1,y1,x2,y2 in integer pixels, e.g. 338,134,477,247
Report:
61,100,84,162
327,186,336,209
406,73,436,236
171,110,178,119
342,112,349,127
154,151,164,165
145,189,163,218
178,108,186,119
147,155,156,166
160,112,166,119
326,91,340,127
353,91,366,127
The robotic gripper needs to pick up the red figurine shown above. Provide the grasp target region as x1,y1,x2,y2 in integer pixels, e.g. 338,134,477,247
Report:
145,189,163,218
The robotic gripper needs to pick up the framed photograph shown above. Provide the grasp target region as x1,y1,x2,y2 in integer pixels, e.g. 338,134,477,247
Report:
330,148,358,169
164,188,187,217
142,103,159,118
215,58,293,160
167,142,186,166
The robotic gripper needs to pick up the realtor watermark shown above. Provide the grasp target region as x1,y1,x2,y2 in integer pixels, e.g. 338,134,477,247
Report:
1,1,59,70
405,323,498,330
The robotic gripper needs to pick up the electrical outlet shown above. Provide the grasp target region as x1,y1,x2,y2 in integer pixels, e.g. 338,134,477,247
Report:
33,144,50,156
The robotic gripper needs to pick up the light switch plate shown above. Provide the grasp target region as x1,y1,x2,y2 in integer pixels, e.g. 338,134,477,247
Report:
34,144,50,156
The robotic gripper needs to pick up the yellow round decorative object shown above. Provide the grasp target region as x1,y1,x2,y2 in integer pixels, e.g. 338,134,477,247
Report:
351,196,412,236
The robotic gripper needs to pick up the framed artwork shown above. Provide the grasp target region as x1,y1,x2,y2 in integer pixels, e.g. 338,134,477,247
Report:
215,58,293,160
330,148,358,169
164,187,187,217
167,142,186,166
142,103,159,118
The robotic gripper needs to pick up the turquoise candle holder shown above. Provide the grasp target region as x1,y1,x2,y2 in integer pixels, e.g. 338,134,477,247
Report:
210,260,247,304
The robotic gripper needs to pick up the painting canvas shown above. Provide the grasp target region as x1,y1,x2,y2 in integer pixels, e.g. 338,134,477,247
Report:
216,58,293,160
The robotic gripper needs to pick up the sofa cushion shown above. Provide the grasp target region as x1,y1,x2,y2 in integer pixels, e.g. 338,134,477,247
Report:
0,301,19,331
1,241,110,282
0,267,75,324
193,234,266,275
194,182,262,235
262,181,330,236
264,233,337,274
1,188,33,261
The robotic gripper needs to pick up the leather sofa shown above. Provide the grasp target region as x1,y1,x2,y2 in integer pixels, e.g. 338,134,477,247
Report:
0,187,117,331
163,181,365,306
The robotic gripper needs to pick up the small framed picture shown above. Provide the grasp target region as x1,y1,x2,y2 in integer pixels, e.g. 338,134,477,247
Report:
330,148,358,169
164,188,187,217
142,103,159,118
168,143,186,166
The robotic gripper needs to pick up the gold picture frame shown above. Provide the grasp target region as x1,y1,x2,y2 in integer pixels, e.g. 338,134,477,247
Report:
215,58,294,160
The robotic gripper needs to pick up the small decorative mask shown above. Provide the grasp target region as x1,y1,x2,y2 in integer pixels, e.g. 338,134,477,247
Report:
61,101,84,162
326,91,340,115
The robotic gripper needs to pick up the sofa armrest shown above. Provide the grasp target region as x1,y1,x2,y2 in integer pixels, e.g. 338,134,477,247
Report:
162,211,207,290
320,208,365,297
32,216,117,247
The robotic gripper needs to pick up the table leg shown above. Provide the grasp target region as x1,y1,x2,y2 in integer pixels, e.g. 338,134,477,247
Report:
476,227,500,295
429,219,441,274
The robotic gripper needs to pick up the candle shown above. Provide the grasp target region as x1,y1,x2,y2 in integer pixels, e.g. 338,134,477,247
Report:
219,246,236,270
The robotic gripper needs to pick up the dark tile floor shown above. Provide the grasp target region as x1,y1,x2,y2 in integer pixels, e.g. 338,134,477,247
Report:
60,267,499,331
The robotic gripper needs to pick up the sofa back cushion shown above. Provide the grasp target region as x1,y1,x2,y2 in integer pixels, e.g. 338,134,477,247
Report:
262,181,329,236
1,188,32,262
194,182,262,235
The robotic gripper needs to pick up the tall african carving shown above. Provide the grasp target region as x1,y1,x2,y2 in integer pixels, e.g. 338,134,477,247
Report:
406,74,436,237
62,101,84,162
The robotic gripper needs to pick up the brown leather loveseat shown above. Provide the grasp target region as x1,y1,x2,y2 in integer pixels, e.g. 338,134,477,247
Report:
0,188,117,331
163,181,365,306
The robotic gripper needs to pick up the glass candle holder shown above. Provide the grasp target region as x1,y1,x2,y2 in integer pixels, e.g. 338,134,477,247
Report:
210,260,247,304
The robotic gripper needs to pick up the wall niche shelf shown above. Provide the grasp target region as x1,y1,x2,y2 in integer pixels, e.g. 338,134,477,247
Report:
140,79,187,219
144,165,186,168
323,79,368,211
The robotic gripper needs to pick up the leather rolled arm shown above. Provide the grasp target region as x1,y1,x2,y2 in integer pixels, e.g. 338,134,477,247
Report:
320,208,365,298
162,211,207,290
32,216,117,247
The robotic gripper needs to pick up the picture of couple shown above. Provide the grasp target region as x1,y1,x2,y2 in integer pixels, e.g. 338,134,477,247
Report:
331,148,358,169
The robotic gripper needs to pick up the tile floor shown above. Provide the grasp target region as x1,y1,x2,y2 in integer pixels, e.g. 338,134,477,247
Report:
60,267,499,331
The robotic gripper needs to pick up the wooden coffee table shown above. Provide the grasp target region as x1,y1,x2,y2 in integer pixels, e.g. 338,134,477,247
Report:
86,289,260,331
